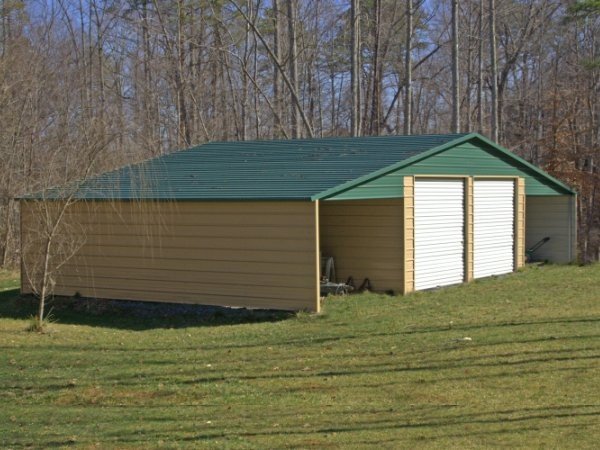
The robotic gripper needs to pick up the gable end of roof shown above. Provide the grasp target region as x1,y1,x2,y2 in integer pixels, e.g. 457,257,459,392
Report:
312,133,575,200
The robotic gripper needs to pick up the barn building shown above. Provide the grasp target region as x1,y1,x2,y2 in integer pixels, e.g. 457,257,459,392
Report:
20,133,576,312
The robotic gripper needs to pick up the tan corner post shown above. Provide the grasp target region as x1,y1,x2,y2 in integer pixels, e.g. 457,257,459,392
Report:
403,176,415,294
465,177,474,282
314,200,321,312
515,178,526,268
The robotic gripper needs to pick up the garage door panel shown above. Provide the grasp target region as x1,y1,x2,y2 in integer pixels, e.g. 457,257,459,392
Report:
474,236,514,244
474,180,515,279
415,243,465,254
474,246,513,254
414,179,465,290
415,227,463,236
417,273,465,286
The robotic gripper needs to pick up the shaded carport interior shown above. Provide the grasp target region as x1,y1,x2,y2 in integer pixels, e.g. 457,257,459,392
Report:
525,195,577,263
319,199,405,295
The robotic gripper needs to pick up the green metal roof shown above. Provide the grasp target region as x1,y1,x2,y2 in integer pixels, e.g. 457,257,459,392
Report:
27,133,574,201
316,133,575,199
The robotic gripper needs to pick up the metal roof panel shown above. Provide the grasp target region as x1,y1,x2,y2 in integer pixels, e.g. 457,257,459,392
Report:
32,134,469,200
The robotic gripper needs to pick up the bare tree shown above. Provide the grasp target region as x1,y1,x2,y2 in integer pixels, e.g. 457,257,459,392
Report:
286,0,301,138
404,0,413,135
451,0,460,133
351,0,361,137
0,0,597,265
22,127,112,331
477,0,484,133
489,0,499,142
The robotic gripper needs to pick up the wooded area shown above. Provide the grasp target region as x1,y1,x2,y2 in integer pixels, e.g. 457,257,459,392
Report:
1,0,598,265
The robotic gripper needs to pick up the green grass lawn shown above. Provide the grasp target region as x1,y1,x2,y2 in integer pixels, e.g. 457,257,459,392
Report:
1,265,599,449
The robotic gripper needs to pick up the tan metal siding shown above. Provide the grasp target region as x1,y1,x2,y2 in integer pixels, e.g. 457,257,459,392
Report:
21,200,319,311
320,199,404,295
314,201,321,313
403,177,415,294
465,177,474,281
515,178,526,268
526,196,575,263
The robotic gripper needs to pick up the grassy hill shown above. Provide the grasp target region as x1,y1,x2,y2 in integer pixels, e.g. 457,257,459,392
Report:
1,264,599,448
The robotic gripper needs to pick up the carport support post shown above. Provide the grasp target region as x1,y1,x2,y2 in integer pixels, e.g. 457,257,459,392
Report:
403,176,415,294
515,178,526,269
465,177,474,282
314,200,321,313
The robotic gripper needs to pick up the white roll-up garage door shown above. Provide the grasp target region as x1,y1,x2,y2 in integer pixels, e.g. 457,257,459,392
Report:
473,179,515,279
414,179,465,290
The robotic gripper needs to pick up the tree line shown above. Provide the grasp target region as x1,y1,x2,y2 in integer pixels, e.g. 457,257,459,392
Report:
1,0,598,264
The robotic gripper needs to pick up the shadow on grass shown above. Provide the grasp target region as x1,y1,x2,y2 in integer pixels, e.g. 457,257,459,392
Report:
4,405,597,448
180,406,600,442
0,290,294,330
33,404,594,446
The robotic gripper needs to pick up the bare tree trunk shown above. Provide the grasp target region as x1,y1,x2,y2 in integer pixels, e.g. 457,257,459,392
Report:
404,0,413,135
176,0,190,146
241,0,252,141
273,0,284,137
369,0,382,135
253,29,260,138
351,0,361,136
37,237,52,329
489,0,499,142
451,0,460,133
287,0,300,138
1,0,5,57
465,1,473,132
1,199,13,266
478,0,484,133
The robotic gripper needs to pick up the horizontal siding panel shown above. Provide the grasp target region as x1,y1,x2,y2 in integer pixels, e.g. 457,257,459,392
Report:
61,201,314,215
24,213,314,228
60,256,314,276
319,236,402,249
51,286,312,310
320,258,403,271
60,266,314,289
331,267,401,277
320,215,402,228
27,246,314,265
55,274,314,301
81,235,312,252
27,224,311,240
320,206,404,217
21,200,319,311
320,226,400,238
